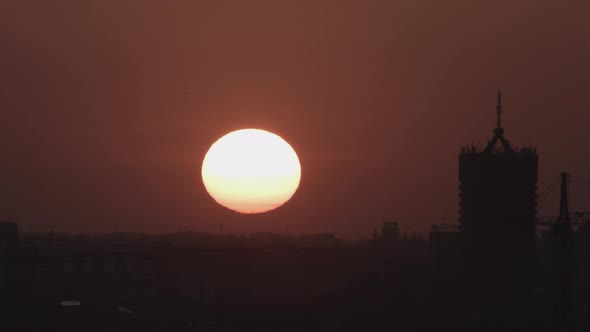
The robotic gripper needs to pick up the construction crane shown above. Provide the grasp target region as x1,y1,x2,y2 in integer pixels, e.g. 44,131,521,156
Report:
536,172,590,332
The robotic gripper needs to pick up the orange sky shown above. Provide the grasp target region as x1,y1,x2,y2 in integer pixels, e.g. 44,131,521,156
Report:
1,1,590,237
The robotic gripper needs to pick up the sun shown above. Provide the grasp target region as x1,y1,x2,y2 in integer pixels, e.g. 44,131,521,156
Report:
201,129,301,214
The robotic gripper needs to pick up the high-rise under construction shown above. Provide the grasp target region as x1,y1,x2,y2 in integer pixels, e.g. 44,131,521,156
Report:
458,92,538,293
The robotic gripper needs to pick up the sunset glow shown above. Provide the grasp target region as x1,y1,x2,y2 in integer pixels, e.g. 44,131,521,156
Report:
201,129,301,214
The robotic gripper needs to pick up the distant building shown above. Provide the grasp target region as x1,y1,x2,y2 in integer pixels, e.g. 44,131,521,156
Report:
381,222,400,242
458,91,537,294
429,226,462,275
299,233,339,247
0,222,18,247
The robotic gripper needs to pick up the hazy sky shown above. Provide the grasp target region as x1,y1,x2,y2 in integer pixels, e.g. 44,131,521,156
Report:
1,0,589,237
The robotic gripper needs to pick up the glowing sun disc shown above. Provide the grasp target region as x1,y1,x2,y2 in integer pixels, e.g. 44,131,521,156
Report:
201,129,301,214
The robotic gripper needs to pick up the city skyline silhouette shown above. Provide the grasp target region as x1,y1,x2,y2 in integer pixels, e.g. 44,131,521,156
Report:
1,1,590,331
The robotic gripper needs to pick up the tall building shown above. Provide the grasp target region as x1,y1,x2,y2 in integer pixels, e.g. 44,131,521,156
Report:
458,92,538,293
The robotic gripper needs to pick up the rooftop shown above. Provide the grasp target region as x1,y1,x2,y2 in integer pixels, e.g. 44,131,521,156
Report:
460,91,537,156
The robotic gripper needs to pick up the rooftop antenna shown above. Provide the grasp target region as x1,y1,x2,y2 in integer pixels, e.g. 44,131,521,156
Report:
484,89,513,153
495,89,503,135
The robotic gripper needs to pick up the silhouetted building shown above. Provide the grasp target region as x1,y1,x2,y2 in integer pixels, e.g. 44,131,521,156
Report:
381,222,399,242
429,227,461,267
458,91,537,294
0,222,18,247
299,233,339,247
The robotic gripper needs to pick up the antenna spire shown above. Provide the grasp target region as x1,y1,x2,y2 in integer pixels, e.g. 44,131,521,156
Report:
485,89,513,153
496,90,502,130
